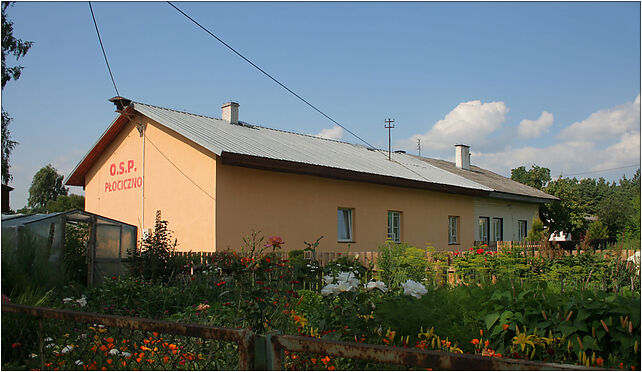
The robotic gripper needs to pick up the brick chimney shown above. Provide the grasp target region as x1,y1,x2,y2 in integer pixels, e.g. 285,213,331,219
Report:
221,102,239,124
455,144,470,170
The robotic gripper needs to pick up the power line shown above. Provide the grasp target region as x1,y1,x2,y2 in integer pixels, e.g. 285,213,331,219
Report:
553,164,640,179
89,2,120,97
166,2,440,185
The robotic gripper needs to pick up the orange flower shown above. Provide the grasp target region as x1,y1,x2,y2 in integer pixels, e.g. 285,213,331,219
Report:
143,339,150,344
99,345,108,352
471,339,480,345
596,357,604,367
105,337,114,344
90,345,97,352
321,356,330,365
495,353,502,358
480,330,484,336
106,359,112,365
291,354,298,360
101,367,107,371
328,367,336,371
484,340,490,348
163,356,169,364
502,324,509,331
146,359,154,364
168,343,177,350
152,332,159,338
136,357,142,363
311,358,317,364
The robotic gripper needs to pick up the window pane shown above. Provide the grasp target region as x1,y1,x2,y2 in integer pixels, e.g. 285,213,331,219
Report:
493,218,503,241
448,216,458,244
478,217,489,242
388,211,400,242
338,209,352,241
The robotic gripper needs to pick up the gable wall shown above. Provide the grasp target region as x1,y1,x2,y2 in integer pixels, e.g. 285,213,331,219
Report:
84,114,217,252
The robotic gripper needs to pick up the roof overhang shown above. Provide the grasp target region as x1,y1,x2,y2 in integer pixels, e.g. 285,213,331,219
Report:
487,191,559,204
220,151,491,197
65,105,135,186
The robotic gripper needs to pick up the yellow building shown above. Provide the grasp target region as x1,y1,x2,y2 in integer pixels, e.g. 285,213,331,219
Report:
66,98,556,253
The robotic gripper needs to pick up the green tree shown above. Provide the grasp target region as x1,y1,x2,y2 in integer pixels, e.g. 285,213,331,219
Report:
2,2,32,184
510,165,551,190
586,220,608,240
541,177,586,236
27,164,68,213
46,194,85,212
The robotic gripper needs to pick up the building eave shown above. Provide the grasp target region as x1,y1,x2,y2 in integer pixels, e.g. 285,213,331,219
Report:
220,151,492,197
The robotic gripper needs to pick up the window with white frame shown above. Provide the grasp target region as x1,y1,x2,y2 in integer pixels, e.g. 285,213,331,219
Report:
337,208,353,242
493,218,503,242
478,217,490,243
387,211,401,243
518,220,528,241
448,216,459,244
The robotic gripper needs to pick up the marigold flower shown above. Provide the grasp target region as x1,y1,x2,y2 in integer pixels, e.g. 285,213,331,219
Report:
99,345,108,352
471,339,480,345
328,367,336,371
106,359,112,365
311,358,317,364
480,330,484,336
595,357,604,367
484,340,490,348
321,356,331,365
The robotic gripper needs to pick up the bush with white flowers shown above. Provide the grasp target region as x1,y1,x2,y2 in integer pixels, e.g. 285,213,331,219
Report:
401,279,427,299
321,271,360,296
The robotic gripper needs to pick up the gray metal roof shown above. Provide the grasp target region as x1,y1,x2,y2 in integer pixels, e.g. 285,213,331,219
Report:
413,156,558,202
133,102,493,193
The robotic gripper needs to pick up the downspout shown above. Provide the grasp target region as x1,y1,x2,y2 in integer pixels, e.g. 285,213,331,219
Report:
136,121,146,237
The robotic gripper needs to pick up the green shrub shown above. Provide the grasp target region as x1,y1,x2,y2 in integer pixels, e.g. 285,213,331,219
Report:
586,220,608,240
377,241,428,290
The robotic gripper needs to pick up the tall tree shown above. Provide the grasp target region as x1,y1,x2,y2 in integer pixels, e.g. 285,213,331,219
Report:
510,165,551,190
1,1,33,184
27,164,68,213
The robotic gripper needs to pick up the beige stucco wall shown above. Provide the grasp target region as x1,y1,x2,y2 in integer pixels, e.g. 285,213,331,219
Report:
84,114,217,252
215,164,475,252
473,197,539,242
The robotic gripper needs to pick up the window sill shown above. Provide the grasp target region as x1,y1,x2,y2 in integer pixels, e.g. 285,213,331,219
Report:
338,240,355,244
448,243,460,245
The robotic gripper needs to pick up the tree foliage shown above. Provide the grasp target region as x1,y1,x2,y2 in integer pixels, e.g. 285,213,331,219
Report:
2,2,33,89
511,165,640,241
46,194,85,212
510,165,551,190
2,2,32,184
27,164,68,213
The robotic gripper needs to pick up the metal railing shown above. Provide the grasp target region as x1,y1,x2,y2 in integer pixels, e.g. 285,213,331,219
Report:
3,303,602,371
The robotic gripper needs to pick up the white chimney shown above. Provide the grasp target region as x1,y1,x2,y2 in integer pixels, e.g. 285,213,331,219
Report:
455,144,470,170
221,102,239,124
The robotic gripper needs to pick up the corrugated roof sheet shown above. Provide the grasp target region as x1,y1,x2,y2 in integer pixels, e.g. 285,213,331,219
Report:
414,157,558,201
1,213,63,227
133,102,492,192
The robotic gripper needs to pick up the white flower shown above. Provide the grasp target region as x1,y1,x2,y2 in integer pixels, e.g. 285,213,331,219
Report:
365,281,388,293
335,280,357,293
44,337,53,342
61,345,74,354
45,343,56,349
121,352,132,358
75,360,84,366
323,275,335,285
321,283,339,296
29,353,38,359
109,348,120,355
76,295,87,307
62,298,73,304
401,279,427,299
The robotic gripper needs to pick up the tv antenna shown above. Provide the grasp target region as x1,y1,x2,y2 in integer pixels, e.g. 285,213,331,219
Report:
416,138,421,157
385,118,395,160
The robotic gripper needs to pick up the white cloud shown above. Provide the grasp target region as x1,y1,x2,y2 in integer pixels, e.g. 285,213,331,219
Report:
518,111,554,139
405,100,509,151
559,94,640,141
314,125,344,140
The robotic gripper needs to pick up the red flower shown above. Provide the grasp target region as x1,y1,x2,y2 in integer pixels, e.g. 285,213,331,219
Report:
469,247,474,251
265,236,284,248
12,342,21,348
476,248,484,254
453,252,460,256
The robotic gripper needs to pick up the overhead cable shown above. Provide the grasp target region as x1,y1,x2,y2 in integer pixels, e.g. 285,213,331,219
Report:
89,1,120,97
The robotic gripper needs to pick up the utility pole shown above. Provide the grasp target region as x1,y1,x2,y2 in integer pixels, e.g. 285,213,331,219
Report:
416,138,421,157
384,118,395,160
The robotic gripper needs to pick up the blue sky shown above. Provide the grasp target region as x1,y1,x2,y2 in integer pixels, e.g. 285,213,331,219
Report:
2,1,640,209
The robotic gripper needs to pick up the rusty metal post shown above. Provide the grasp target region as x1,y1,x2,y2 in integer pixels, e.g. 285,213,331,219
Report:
237,330,254,370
